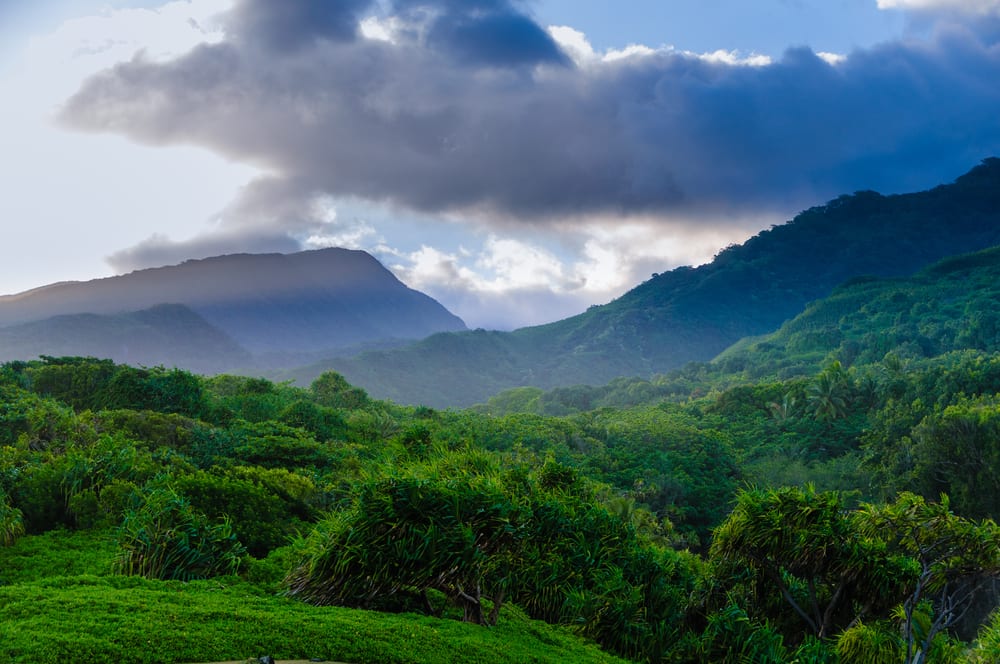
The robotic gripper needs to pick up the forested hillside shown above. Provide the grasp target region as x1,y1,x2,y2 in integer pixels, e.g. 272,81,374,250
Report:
305,158,1000,407
4,351,1000,662
714,245,1000,379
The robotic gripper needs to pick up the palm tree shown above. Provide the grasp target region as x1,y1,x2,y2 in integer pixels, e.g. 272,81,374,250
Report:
807,361,851,421
768,392,797,424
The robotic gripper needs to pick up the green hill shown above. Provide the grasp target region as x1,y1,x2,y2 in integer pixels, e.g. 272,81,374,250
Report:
0,533,624,664
484,244,1000,417
715,245,1000,379
293,158,1000,407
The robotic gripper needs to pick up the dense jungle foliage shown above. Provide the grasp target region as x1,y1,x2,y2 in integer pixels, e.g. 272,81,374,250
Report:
3,345,1000,663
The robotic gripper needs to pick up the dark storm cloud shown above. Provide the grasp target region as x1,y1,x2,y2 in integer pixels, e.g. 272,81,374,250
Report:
106,229,301,274
226,0,371,50
419,3,569,67
61,0,1000,229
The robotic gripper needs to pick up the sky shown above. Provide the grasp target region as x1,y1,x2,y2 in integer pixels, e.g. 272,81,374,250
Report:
1,1,999,329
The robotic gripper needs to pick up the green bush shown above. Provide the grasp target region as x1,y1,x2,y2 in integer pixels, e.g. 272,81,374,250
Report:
835,622,902,664
697,605,788,663
286,474,524,625
114,486,245,580
0,489,24,546
171,469,304,556
967,610,1000,663
87,409,199,453
10,456,70,533
279,399,347,441
230,421,332,469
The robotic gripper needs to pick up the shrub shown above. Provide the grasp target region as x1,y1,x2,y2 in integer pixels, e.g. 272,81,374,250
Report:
835,622,902,664
0,490,24,546
171,469,305,557
286,474,523,625
114,486,245,580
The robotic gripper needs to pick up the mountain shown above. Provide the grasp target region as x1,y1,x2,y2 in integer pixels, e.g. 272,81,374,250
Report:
0,304,251,374
0,248,466,368
292,158,1000,407
474,245,1000,417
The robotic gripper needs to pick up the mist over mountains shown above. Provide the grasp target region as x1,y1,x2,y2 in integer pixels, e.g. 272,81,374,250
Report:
0,248,466,372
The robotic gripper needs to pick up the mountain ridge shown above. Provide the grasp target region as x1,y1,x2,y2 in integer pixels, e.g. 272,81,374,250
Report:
296,158,1000,407
0,248,466,366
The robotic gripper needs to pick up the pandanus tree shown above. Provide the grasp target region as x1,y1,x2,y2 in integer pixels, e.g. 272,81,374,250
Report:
285,472,525,625
712,486,1000,662
711,486,912,639
284,452,705,662
855,493,1000,664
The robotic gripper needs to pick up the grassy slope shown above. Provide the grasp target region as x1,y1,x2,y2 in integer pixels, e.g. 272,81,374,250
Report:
290,158,1000,408
0,531,627,664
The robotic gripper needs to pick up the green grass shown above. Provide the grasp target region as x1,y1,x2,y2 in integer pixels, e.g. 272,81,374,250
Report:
0,531,629,664
0,528,117,584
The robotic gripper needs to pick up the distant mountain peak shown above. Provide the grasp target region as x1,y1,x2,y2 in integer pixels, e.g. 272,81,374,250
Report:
0,247,466,368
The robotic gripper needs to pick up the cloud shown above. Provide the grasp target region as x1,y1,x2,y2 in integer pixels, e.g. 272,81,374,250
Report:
878,0,1000,13
385,219,751,329
53,0,1000,326
413,0,569,67
62,0,1000,226
106,230,301,273
105,176,371,272
226,0,370,51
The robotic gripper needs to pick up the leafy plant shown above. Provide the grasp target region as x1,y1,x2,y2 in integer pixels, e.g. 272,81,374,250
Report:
114,486,245,581
835,621,902,664
0,490,24,546
286,473,524,625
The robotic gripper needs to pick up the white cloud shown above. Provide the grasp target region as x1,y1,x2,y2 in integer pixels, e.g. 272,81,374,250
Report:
816,51,847,66
549,25,771,68
0,0,253,295
303,222,380,251
602,43,660,62
300,197,383,250
474,236,574,292
691,49,772,67
877,0,1000,12
359,15,407,44
383,219,757,329
547,25,596,66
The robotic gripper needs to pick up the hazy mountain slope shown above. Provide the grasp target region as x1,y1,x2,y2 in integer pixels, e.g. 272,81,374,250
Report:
0,248,466,358
714,245,1000,377
0,303,251,373
478,245,1000,416
301,158,1000,407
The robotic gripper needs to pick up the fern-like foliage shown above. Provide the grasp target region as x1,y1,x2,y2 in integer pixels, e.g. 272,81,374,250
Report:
113,486,244,581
